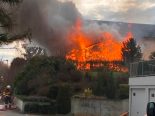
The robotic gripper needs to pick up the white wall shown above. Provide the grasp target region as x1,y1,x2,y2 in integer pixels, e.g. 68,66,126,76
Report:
14,97,25,113
129,76,155,86
129,76,155,116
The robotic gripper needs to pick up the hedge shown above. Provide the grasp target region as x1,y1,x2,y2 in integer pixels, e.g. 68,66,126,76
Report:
118,84,129,99
24,101,57,114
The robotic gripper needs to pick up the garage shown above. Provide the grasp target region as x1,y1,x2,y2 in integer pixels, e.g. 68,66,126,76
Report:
130,88,146,116
149,88,155,102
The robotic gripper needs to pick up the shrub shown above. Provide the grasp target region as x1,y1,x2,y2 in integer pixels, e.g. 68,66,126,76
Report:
48,85,59,99
24,103,39,113
70,70,82,82
73,84,82,93
18,96,50,102
118,84,129,99
93,71,119,99
92,76,106,96
38,104,50,114
105,76,118,99
24,102,57,114
14,56,81,96
49,101,57,114
56,84,72,114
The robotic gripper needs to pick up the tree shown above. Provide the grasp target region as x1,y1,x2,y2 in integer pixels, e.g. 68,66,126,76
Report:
0,61,9,77
0,0,31,44
23,47,47,60
0,0,20,4
122,38,142,64
0,0,21,29
149,51,155,60
7,57,26,84
0,61,9,88
0,0,20,29
14,56,56,95
14,56,80,96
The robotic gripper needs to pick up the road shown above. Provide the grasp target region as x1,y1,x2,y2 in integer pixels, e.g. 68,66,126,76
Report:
0,110,44,116
0,110,72,116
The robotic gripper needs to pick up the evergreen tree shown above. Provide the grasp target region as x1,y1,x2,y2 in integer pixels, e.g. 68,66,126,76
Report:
0,0,21,29
0,0,30,43
23,47,47,60
122,38,142,64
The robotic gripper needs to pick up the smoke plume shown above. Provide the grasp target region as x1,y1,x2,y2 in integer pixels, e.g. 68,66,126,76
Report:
16,0,81,55
13,0,155,60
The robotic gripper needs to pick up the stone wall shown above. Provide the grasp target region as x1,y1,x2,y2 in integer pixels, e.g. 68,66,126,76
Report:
71,96,128,116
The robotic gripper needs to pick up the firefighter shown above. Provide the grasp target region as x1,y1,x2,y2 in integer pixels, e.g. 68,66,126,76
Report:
3,85,12,109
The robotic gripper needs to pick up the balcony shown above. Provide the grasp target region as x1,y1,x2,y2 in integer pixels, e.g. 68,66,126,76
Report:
130,60,155,77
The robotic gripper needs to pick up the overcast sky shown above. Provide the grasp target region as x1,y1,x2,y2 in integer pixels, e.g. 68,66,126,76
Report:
0,42,26,65
60,0,155,24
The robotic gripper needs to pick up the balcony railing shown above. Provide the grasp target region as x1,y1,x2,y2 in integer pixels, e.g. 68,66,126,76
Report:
130,60,155,77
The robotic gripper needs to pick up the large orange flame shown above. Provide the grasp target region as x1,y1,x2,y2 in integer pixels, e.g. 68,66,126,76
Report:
66,19,133,71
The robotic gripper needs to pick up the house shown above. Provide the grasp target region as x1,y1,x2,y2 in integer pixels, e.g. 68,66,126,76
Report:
129,60,155,116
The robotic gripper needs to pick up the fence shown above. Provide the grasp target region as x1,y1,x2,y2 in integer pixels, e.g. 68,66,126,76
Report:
130,60,155,77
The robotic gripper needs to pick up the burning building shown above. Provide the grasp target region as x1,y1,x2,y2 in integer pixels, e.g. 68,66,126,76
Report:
15,0,152,72
66,19,132,71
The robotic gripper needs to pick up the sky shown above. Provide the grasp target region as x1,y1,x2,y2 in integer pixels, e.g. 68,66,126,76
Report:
0,41,26,65
60,0,155,24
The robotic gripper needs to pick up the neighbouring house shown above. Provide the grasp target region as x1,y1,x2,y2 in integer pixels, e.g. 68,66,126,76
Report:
129,60,155,116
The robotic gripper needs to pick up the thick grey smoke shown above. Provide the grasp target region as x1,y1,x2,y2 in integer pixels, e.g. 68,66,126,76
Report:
12,0,155,59
83,21,155,60
83,21,123,41
16,0,81,55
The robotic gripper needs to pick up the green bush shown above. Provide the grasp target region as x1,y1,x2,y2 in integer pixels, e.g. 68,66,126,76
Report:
17,96,50,102
24,102,57,114
56,84,72,114
49,102,57,114
38,104,51,114
118,84,129,99
105,76,118,99
19,96,57,114
93,71,119,99
14,56,81,96
92,76,106,96
48,85,59,99
24,103,39,113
